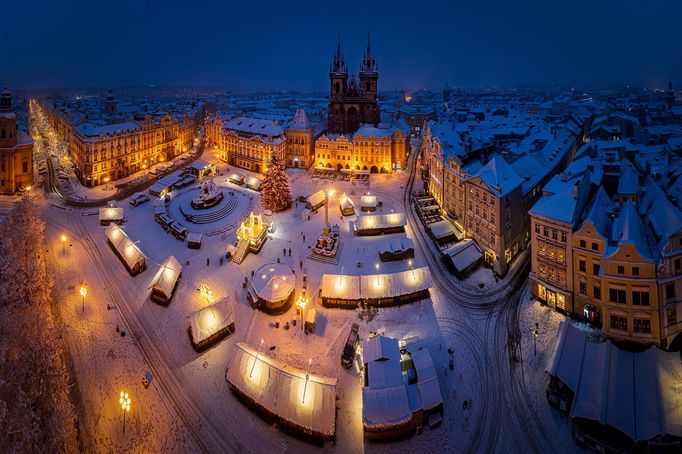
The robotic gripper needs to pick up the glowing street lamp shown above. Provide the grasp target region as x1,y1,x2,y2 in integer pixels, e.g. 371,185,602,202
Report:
296,294,308,332
375,263,380,286
104,176,110,190
250,339,265,378
408,259,416,280
61,234,67,254
79,285,87,313
119,391,131,433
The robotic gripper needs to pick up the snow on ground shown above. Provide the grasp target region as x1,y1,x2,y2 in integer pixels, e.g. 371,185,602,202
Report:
41,146,577,452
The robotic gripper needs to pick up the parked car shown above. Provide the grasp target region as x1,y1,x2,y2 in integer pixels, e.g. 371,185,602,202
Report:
130,192,150,206
341,323,360,369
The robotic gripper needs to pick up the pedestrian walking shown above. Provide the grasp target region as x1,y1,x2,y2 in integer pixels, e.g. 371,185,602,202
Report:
283,247,286,256
302,234,305,243
299,260,303,270
288,248,291,256
206,257,210,266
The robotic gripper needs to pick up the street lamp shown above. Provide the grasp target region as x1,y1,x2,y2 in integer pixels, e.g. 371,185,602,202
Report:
61,234,67,254
104,176,110,190
408,259,415,280
302,358,312,404
532,322,540,356
119,391,131,433
296,294,308,332
375,263,380,286
80,285,87,313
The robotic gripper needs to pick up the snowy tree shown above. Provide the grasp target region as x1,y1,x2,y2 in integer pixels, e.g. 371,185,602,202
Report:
0,196,78,452
259,152,291,212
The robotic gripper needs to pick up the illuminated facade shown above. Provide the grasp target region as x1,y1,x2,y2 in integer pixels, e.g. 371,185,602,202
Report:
38,97,195,187
0,86,33,193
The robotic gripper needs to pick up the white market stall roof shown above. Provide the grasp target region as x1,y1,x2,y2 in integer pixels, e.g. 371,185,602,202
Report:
189,160,212,171
360,194,378,208
251,264,295,302
339,192,355,209
186,232,202,243
189,298,235,344
227,342,338,438
320,267,431,301
99,206,124,222
443,239,482,271
379,237,414,254
105,224,145,271
429,219,458,239
306,190,327,207
245,176,262,189
149,255,181,298
229,172,245,182
362,386,413,430
355,213,406,231
411,349,444,412
548,321,682,442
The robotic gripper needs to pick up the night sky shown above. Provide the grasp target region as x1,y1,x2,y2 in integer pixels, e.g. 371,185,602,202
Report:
1,0,680,91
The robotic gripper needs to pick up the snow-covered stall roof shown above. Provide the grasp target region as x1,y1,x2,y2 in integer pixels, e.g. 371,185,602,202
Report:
320,267,431,301
549,321,682,442
306,190,327,208
412,349,444,412
443,239,482,271
149,256,181,300
105,224,145,272
380,237,415,255
362,386,413,430
339,192,355,210
429,219,459,240
189,298,235,345
251,264,295,302
245,176,262,190
229,172,245,183
355,213,406,231
227,342,337,438
99,206,124,223
189,160,212,171
360,195,377,209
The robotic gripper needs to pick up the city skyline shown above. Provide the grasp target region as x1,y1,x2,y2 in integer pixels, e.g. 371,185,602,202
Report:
1,0,681,91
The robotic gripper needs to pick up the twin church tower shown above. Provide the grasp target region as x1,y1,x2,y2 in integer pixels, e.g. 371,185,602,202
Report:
327,37,381,134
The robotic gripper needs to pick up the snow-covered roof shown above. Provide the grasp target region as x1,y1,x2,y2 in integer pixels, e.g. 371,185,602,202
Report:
189,298,234,344
105,224,145,271
354,213,406,231
287,109,310,130
443,239,482,271
224,116,284,137
226,342,337,438
617,160,640,195
608,201,652,259
76,121,140,137
99,207,124,221
473,155,524,197
360,195,377,208
320,267,431,301
251,264,295,302
411,349,443,412
149,255,181,300
306,190,327,208
548,321,682,443
429,219,458,239
379,237,414,254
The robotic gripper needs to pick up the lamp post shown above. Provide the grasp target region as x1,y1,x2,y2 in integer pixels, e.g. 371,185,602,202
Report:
119,391,131,433
375,263,380,286
296,294,308,332
104,176,110,190
408,259,415,280
61,234,67,254
532,322,539,356
302,358,312,404
80,285,87,313
250,339,264,378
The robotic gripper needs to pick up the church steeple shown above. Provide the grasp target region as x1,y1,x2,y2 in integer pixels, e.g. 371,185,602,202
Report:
330,37,347,76
0,81,12,112
359,34,378,76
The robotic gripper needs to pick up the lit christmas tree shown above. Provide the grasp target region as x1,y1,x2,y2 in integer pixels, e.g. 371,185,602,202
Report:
260,151,291,212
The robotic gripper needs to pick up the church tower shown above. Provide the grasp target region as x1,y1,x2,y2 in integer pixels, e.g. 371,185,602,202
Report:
0,83,17,149
358,35,380,126
666,76,675,110
104,87,116,115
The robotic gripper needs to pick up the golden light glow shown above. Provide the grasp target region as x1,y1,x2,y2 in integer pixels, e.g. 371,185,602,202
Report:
61,234,67,243
200,284,215,304
119,391,131,412
79,286,87,298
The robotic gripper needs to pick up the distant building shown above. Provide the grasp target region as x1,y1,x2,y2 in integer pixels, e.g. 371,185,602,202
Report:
284,109,314,169
0,85,33,193
327,37,380,134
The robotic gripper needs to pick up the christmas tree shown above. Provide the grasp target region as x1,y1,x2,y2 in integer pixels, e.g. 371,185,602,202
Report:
260,151,291,212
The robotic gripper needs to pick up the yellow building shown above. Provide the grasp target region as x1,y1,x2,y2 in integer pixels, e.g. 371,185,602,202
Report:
213,116,287,174
314,125,407,173
0,86,33,193
285,109,314,169
38,99,196,187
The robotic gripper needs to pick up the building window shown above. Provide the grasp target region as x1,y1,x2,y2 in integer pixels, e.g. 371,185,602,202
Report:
667,306,677,326
561,232,567,242
593,263,600,276
609,288,627,304
543,226,548,237
633,319,651,334
632,267,639,276
666,284,676,299
552,229,557,240
579,240,586,248
591,242,598,251
593,286,601,300
610,315,627,331
579,282,587,295
675,259,681,273
535,224,540,234
617,265,625,274
632,291,650,306
579,260,586,272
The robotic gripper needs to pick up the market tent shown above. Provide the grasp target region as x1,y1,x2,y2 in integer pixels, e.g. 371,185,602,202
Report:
99,206,124,225
545,320,589,392
320,267,431,301
360,195,378,210
105,224,145,275
412,349,444,412
429,219,459,240
306,190,327,210
149,255,181,304
251,264,295,302
362,386,413,430
443,239,482,272
245,176,262,191
227,342,337,439
354,212,407,232
188,298,235,350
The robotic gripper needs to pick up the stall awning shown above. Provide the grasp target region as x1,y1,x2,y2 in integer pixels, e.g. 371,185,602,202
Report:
443,239,482,271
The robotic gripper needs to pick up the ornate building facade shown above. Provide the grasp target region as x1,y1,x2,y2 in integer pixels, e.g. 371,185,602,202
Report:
0,86,33,193
214,116,287,174
327,38,380,134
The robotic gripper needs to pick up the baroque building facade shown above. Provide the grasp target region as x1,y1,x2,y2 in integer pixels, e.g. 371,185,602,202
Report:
0,86,33,193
